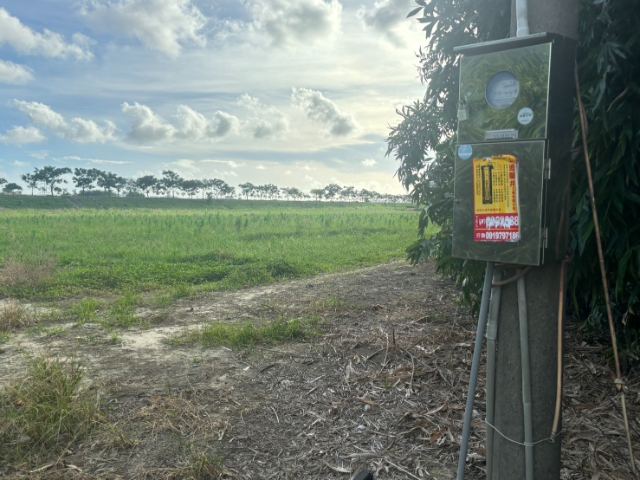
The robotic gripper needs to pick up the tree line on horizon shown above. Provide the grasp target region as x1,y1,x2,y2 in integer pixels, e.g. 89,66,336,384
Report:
0,166,408,203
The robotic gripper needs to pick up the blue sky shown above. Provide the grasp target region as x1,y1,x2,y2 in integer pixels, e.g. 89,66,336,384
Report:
0,0,426,194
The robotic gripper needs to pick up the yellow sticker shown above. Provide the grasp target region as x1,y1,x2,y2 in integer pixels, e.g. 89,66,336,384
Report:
472,155,520,242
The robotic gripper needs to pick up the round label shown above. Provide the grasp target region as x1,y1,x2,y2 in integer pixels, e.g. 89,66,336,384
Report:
486,71,520,110
517,107,534,125
458,144,473,160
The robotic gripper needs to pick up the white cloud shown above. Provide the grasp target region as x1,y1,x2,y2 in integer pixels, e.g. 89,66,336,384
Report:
122,102,238,144
13,160,30,167
174,105,238,140
362,158,377,167
0,60,33,84
0,125,46,144
292,87,358,137
249,0,342,46
0,7,93,60
162,158,200,171
284,170,292,175
256,164,266,170
11,100,116,143
29,150,49,160
54,156,132,165
238,94,289,139
303,174,323,188
122,102,176,143
81,0,206,57
358,0,414,47
200,159,245,168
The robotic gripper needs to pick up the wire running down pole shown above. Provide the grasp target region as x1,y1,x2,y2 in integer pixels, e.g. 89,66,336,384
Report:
485,269,503,480
517,274,534,480
457,261,495,480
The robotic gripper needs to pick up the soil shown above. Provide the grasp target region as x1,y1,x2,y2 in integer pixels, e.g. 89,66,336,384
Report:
0,261,638,479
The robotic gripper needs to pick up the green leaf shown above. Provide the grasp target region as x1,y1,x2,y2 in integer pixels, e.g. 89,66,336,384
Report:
407,6,422,18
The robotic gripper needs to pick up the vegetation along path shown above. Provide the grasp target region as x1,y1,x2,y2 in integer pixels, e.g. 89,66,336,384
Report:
1,261,637,479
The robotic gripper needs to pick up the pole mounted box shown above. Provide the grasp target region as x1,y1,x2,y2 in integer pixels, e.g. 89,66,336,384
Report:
452,33,576,265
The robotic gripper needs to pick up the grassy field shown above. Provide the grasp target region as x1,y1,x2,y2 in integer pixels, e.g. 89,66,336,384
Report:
0,195,385,211
0,199,426,300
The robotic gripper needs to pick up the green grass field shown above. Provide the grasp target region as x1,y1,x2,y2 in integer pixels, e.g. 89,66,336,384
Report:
0,198,426,300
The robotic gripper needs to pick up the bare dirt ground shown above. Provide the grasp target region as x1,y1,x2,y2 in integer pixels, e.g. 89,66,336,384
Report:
1,261,638,479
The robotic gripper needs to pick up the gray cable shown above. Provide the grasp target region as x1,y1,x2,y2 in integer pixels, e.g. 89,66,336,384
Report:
457,261,495,480
485,420,559,447
517,274,534,480
485,269,503,480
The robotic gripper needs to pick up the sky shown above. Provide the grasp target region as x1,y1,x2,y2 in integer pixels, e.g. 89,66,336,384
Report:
0,0,426,195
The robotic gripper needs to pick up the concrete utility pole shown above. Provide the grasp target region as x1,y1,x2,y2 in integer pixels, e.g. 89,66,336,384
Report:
490,2,579,479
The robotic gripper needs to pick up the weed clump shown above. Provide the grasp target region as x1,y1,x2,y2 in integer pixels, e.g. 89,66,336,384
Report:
0,257,58,288
71,298,101,325
102,291,140,328
0,299,33,331
170,316,320,348
0,356,104,465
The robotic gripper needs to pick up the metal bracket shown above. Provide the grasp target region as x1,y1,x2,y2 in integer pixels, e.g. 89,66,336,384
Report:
544,157,552,180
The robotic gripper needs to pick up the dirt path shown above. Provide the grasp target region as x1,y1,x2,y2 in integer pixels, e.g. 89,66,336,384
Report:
1,262,638,479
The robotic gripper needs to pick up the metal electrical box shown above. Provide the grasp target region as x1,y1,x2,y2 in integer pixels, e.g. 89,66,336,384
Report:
452,33,576,265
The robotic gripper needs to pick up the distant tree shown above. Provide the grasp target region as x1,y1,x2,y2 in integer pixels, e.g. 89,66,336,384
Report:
3,183,22,195
0,178,6,188
181,179,202,199
223,183,236,197
161,170,182,198
95,171,113,194
290,187,304,200
279,187,291,200
135,175,157,197
360,189,373,202
73,168,98,194
201,179,214,198
220,183,235,198
34,166,72,196
310,188,324,201
264,183,279,200
239,182,255,200
113,176,128,196
20,173,39,196
341,186,356,202
125,178,139,195
323,184,342,201
152,178,167,197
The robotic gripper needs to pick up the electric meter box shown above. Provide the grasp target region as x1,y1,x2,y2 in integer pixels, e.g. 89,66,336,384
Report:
452,33,576,266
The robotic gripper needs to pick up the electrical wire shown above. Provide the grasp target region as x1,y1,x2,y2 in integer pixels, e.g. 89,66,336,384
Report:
551,249,574,438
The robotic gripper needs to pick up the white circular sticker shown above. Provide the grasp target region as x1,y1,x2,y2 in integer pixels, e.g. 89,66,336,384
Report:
517,107,534,125
458,144,473,160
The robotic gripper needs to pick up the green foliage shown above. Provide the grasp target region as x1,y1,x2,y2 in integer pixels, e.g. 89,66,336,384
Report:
103,291,141,328
388,0,640,356
570,0,640,360
71,298,101,325
387,0,511,315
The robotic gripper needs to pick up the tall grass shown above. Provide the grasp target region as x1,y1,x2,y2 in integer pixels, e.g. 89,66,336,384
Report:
0,203,429,300
0,356,104,465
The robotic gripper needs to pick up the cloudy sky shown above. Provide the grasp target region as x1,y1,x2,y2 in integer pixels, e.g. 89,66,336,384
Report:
0,0,426,194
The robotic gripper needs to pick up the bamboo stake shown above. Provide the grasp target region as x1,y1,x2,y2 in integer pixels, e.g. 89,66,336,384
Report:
575,63,637,476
